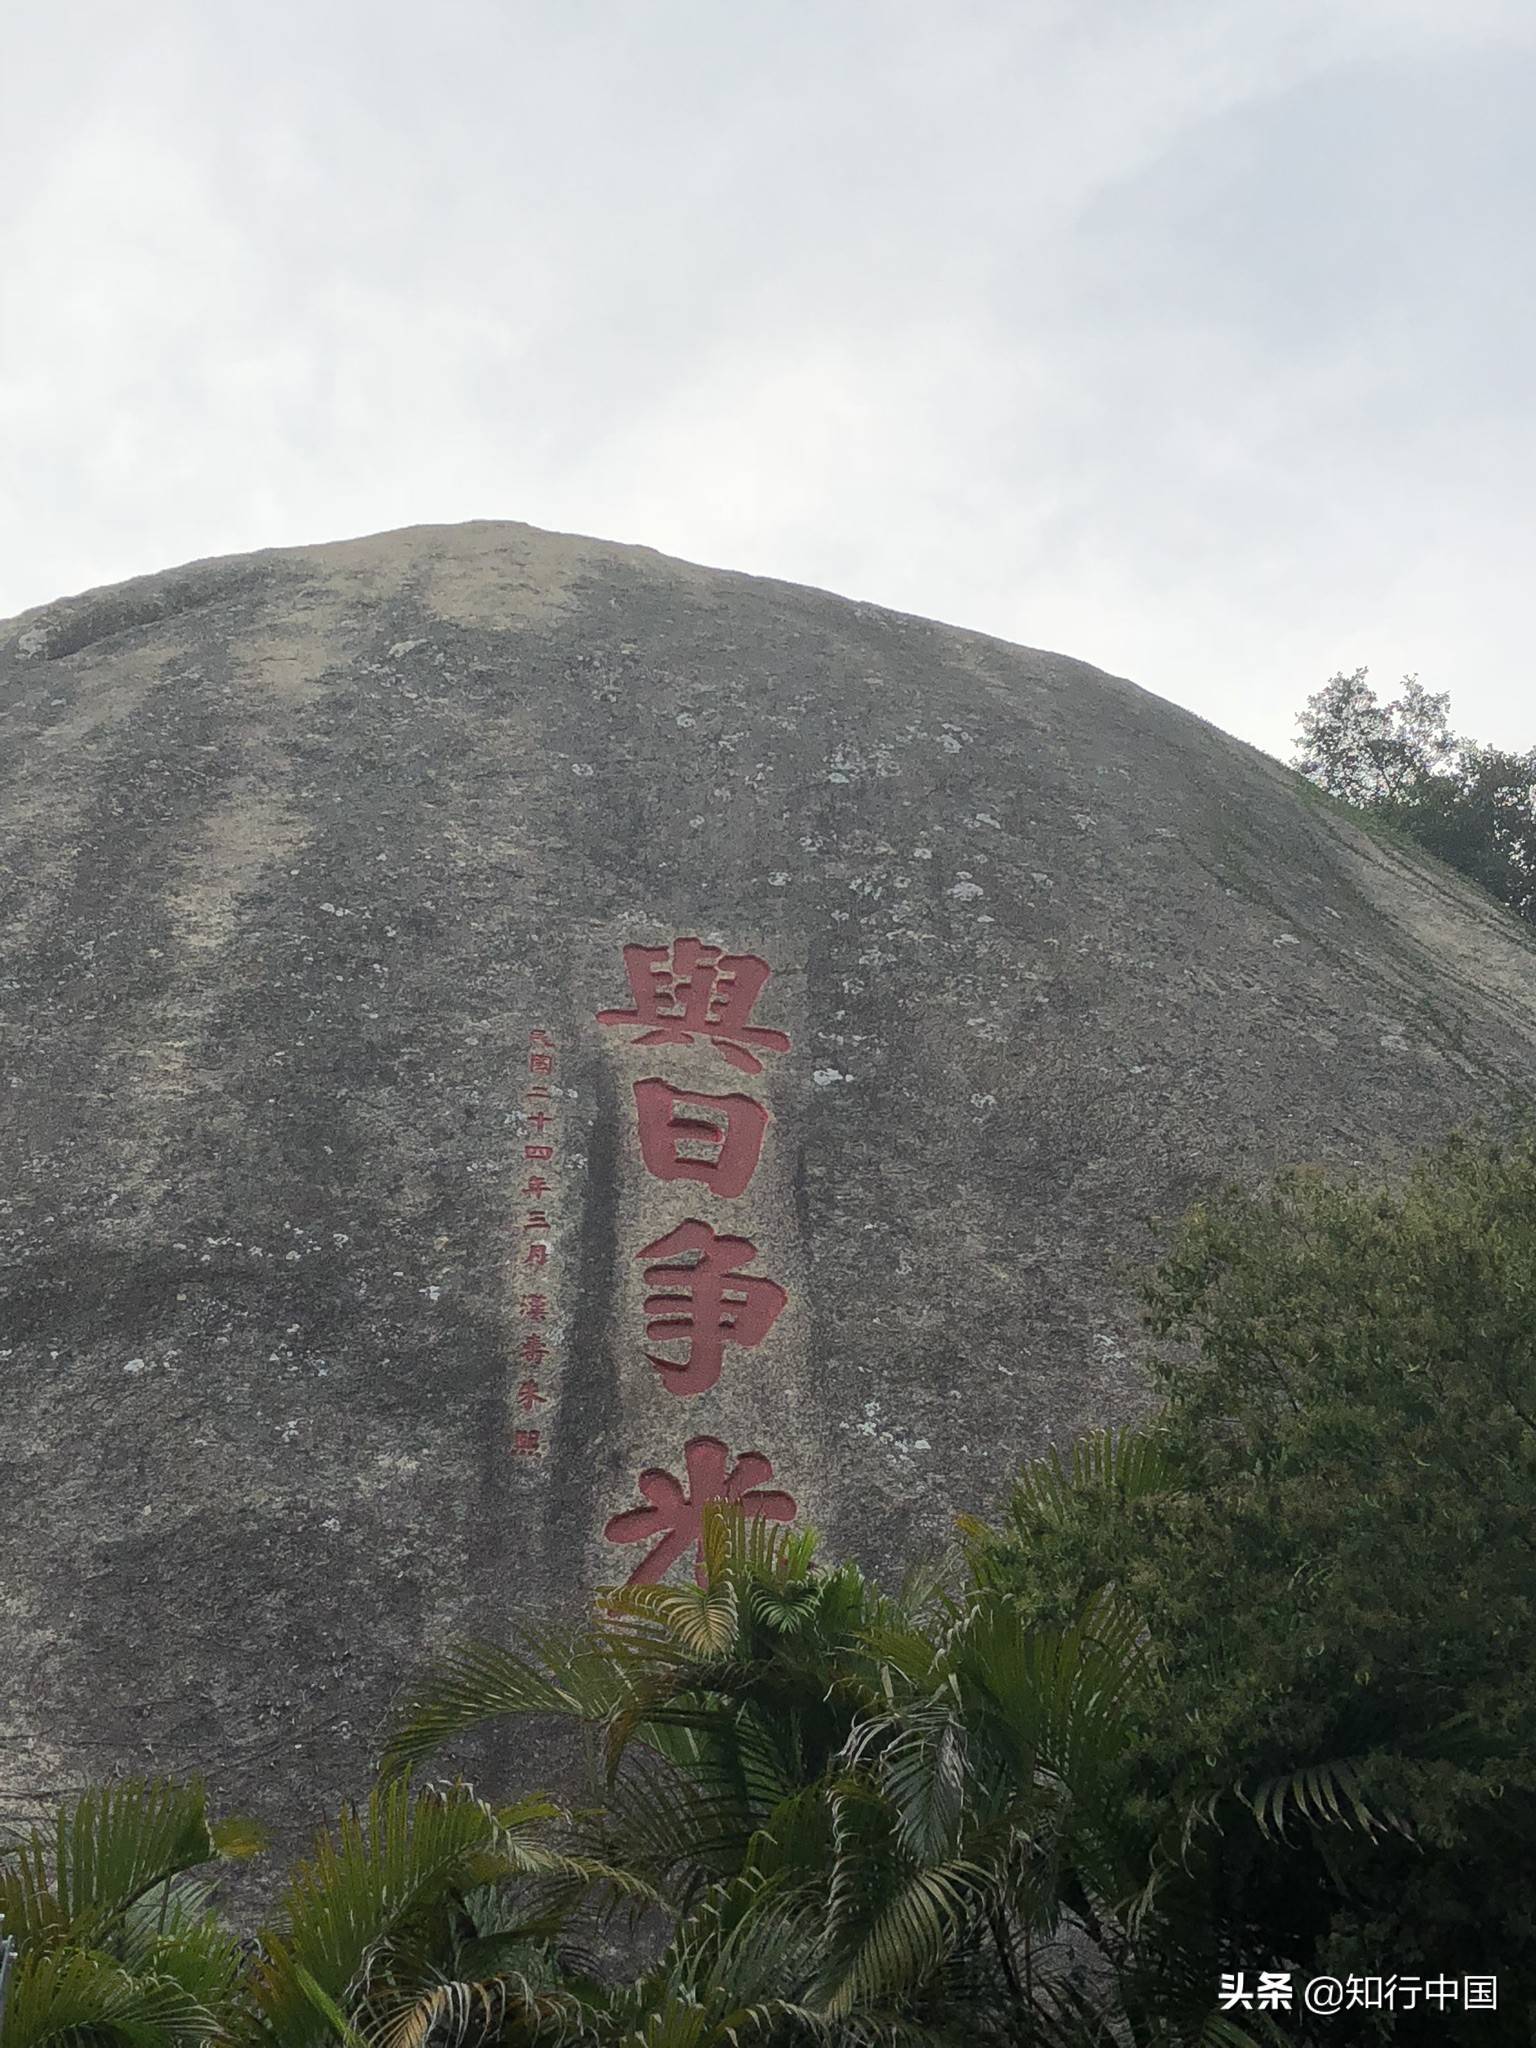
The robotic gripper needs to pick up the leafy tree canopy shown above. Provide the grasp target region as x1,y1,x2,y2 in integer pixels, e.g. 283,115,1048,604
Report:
969,1126,1536,2041
1293,669,1536,922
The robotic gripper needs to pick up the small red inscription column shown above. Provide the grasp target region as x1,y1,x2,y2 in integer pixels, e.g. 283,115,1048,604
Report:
511,1027,561,1461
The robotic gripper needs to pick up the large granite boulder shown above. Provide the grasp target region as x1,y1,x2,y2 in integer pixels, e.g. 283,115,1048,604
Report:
3,520,1534,1846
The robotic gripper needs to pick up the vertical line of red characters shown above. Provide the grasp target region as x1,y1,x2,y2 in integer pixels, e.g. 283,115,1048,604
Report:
595,938,798,1584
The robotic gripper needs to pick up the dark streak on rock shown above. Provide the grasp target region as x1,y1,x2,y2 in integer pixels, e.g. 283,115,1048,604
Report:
7,563,280,664
547,1058,622,1571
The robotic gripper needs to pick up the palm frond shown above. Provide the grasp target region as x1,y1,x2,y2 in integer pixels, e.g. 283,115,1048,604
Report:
617,1580,741,1660
743,1786,834,1887
379,1631,627,1781
0,1947,219,2048
0,1781,220,1953
1244,1759,1410,1841
820,1852,997,2015
249,1777,661,2048
696,1498,821,1589
358,1951,588,2048
248,1782,521,2045
844,1704,970,1866
289,1961,374,2048
948,1592,1149,1816
116,1878,244,2008
961,1426,1183,1586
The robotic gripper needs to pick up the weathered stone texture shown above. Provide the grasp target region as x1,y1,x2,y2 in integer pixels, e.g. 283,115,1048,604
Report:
3,520,1533,1855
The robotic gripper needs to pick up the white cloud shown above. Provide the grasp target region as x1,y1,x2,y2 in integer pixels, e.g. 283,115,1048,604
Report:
2,0,1532,761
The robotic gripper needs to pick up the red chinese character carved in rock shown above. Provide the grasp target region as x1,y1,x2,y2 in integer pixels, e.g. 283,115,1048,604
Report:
516,1378,547,1413
632,1080,769,1200
603,1435,796,1585
637,1220,787,1396
597,939,791,1075
513,1428,542,1455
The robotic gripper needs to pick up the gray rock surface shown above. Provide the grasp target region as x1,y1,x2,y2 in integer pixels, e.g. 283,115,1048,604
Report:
3,520,1534,1858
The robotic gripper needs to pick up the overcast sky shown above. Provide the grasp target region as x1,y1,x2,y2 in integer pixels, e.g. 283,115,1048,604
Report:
2,0,1531,762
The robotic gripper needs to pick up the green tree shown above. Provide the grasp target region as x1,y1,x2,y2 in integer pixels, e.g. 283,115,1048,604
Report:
232,1779,651,2048
0,1778,261,2048
1294,669,1536,922
969,1127,1536,2044
383,1508,1269,2044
